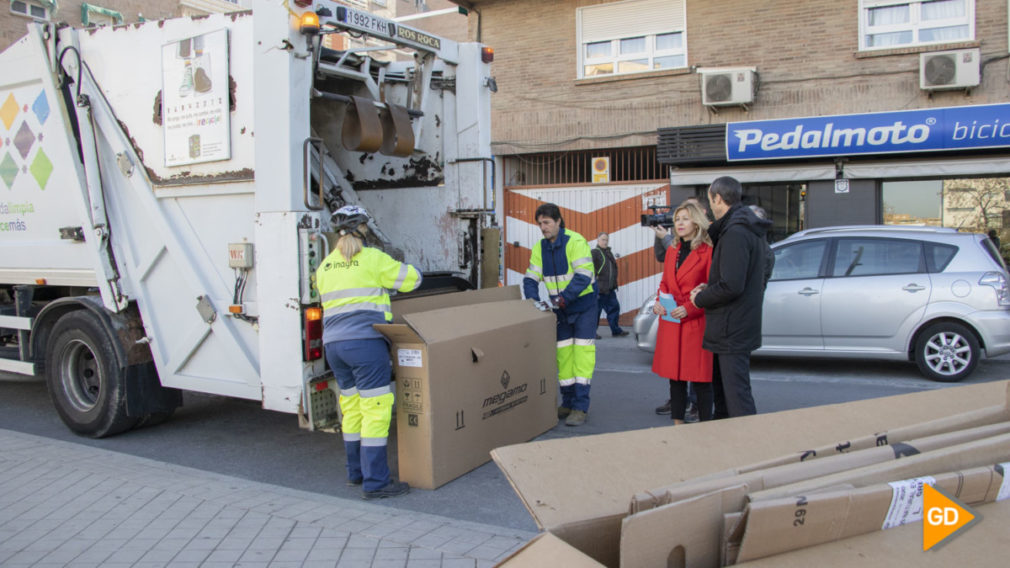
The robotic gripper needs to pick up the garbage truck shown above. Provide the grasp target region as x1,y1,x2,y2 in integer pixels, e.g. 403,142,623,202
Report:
0,0,498,437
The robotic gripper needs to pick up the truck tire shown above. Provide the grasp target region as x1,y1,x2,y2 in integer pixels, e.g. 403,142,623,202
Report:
913,322,980,383
45,310,139,437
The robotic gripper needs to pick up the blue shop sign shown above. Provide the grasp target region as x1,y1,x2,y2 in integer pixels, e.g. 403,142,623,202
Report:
726,104,1010,161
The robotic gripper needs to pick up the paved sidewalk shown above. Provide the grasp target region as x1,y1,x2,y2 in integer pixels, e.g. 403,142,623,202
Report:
0,429,535,568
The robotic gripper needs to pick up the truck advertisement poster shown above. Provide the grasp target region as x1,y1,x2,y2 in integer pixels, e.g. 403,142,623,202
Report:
161,29,230,167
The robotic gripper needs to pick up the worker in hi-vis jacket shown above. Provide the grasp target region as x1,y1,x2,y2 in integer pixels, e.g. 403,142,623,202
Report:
316,205,421,499
523,203,598,427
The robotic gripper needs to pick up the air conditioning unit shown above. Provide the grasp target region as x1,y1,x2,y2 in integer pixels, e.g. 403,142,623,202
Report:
699,67,756,107
920,48,980,91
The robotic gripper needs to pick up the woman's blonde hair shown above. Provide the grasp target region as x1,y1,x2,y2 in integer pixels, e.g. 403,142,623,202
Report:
336,224,366,260
674,201,712,250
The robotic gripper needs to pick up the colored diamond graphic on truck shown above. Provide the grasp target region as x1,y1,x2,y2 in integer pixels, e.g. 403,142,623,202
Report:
0,153,17,189
0,93,18,130
14,122,35,159
32,91,49,125
30,149,52,189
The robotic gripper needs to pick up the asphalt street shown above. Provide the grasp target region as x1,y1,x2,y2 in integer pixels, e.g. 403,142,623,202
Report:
2,330,1009,533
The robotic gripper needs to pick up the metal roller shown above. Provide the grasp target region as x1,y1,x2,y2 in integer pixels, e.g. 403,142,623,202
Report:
379,103,415,157
341,95,383,153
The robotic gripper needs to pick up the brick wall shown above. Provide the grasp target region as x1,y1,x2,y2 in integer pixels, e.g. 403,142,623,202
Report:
2,1,178,51
467,0,1009,155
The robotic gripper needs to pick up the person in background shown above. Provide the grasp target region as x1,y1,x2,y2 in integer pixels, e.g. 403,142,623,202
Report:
652,202,714,424
523,203,598,427
690,177,772,419
316,205,422,499
749,204,776,289
592,232,629,338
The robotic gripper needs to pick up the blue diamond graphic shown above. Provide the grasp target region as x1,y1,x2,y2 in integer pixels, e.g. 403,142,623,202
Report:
32,91,49,125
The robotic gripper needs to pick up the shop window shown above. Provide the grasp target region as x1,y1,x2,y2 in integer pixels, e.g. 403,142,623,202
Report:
859,0,974,51
10,0,51,20
578,0,686,78
942,177,1010,232
883,180,941,226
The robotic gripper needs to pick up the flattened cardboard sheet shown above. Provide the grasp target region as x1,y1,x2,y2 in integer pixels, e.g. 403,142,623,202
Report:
497,533,605,567
733,500,1010,567
734,463,1008,564
492,381,1009,531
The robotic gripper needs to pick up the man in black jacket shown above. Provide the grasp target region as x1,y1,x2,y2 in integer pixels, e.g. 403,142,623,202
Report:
592,232,628,337
689,177,772,419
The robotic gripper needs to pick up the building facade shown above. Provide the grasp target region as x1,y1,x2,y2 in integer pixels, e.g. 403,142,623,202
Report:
452,0,1010,321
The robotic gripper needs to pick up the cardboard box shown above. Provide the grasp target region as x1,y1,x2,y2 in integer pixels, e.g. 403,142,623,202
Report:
729,462,1009,564
491,381,1010,567
376,286,557,489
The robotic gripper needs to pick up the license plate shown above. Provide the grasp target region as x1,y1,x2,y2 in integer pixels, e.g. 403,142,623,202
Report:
338,6,394,38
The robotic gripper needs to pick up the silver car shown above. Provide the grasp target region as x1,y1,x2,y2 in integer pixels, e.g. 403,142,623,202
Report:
633,225,1010,382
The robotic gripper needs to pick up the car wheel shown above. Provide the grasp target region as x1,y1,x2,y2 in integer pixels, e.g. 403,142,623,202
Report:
46,310,139,437
913,322,980,382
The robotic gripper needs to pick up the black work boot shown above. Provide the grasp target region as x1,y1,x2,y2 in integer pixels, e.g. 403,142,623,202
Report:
363,480,410,500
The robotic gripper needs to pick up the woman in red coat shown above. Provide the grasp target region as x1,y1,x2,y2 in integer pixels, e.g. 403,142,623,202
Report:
652,201,714,424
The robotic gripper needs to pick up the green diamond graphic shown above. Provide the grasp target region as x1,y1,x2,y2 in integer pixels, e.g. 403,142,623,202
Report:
30,149,53,189
0,153,17,189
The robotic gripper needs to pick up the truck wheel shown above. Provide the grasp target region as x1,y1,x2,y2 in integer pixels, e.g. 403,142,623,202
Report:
913,322,980,383
46,310,138,437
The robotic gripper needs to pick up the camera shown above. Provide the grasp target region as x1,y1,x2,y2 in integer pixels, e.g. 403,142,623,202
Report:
641,205,674,228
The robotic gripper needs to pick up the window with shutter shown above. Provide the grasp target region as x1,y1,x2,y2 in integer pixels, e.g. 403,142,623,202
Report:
577,0,687,79
859,0,974,51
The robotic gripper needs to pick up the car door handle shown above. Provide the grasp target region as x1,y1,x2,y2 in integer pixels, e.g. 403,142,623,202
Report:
797,287,819,296
902,284,927,292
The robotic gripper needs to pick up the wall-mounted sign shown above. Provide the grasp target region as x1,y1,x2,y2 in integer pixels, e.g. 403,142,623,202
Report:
592,156,610,183
834,178,850,194
162,28,230,167
726,103,1010,162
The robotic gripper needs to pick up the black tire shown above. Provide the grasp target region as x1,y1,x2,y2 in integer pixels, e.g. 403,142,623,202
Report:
45,310,138,437
913,322,980,383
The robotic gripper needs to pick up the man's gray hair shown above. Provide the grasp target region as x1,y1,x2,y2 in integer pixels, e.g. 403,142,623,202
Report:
598,231,609,238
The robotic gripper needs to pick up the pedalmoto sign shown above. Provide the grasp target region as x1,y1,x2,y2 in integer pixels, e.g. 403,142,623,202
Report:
726,103,1010,161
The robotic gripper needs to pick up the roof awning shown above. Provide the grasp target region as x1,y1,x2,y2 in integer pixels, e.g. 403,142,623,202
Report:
671,155,1010,186
670,163,836,186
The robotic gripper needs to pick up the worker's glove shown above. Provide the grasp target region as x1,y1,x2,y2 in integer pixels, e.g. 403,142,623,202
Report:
532,300,552,312
551,295,567,310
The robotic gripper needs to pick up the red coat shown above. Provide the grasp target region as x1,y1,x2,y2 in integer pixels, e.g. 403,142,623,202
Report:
652,241,713,382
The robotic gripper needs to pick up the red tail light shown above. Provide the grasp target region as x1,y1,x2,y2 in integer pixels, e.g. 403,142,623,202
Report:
304,307,323,361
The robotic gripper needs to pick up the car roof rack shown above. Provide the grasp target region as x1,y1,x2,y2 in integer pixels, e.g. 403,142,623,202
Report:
785,225,959,240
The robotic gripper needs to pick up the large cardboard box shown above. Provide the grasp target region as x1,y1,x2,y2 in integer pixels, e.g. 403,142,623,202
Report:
492,380,1010,567
376,286,557,489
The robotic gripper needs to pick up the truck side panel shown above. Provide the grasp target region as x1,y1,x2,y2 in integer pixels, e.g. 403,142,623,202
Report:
61,15,275,402
0,31,99,286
